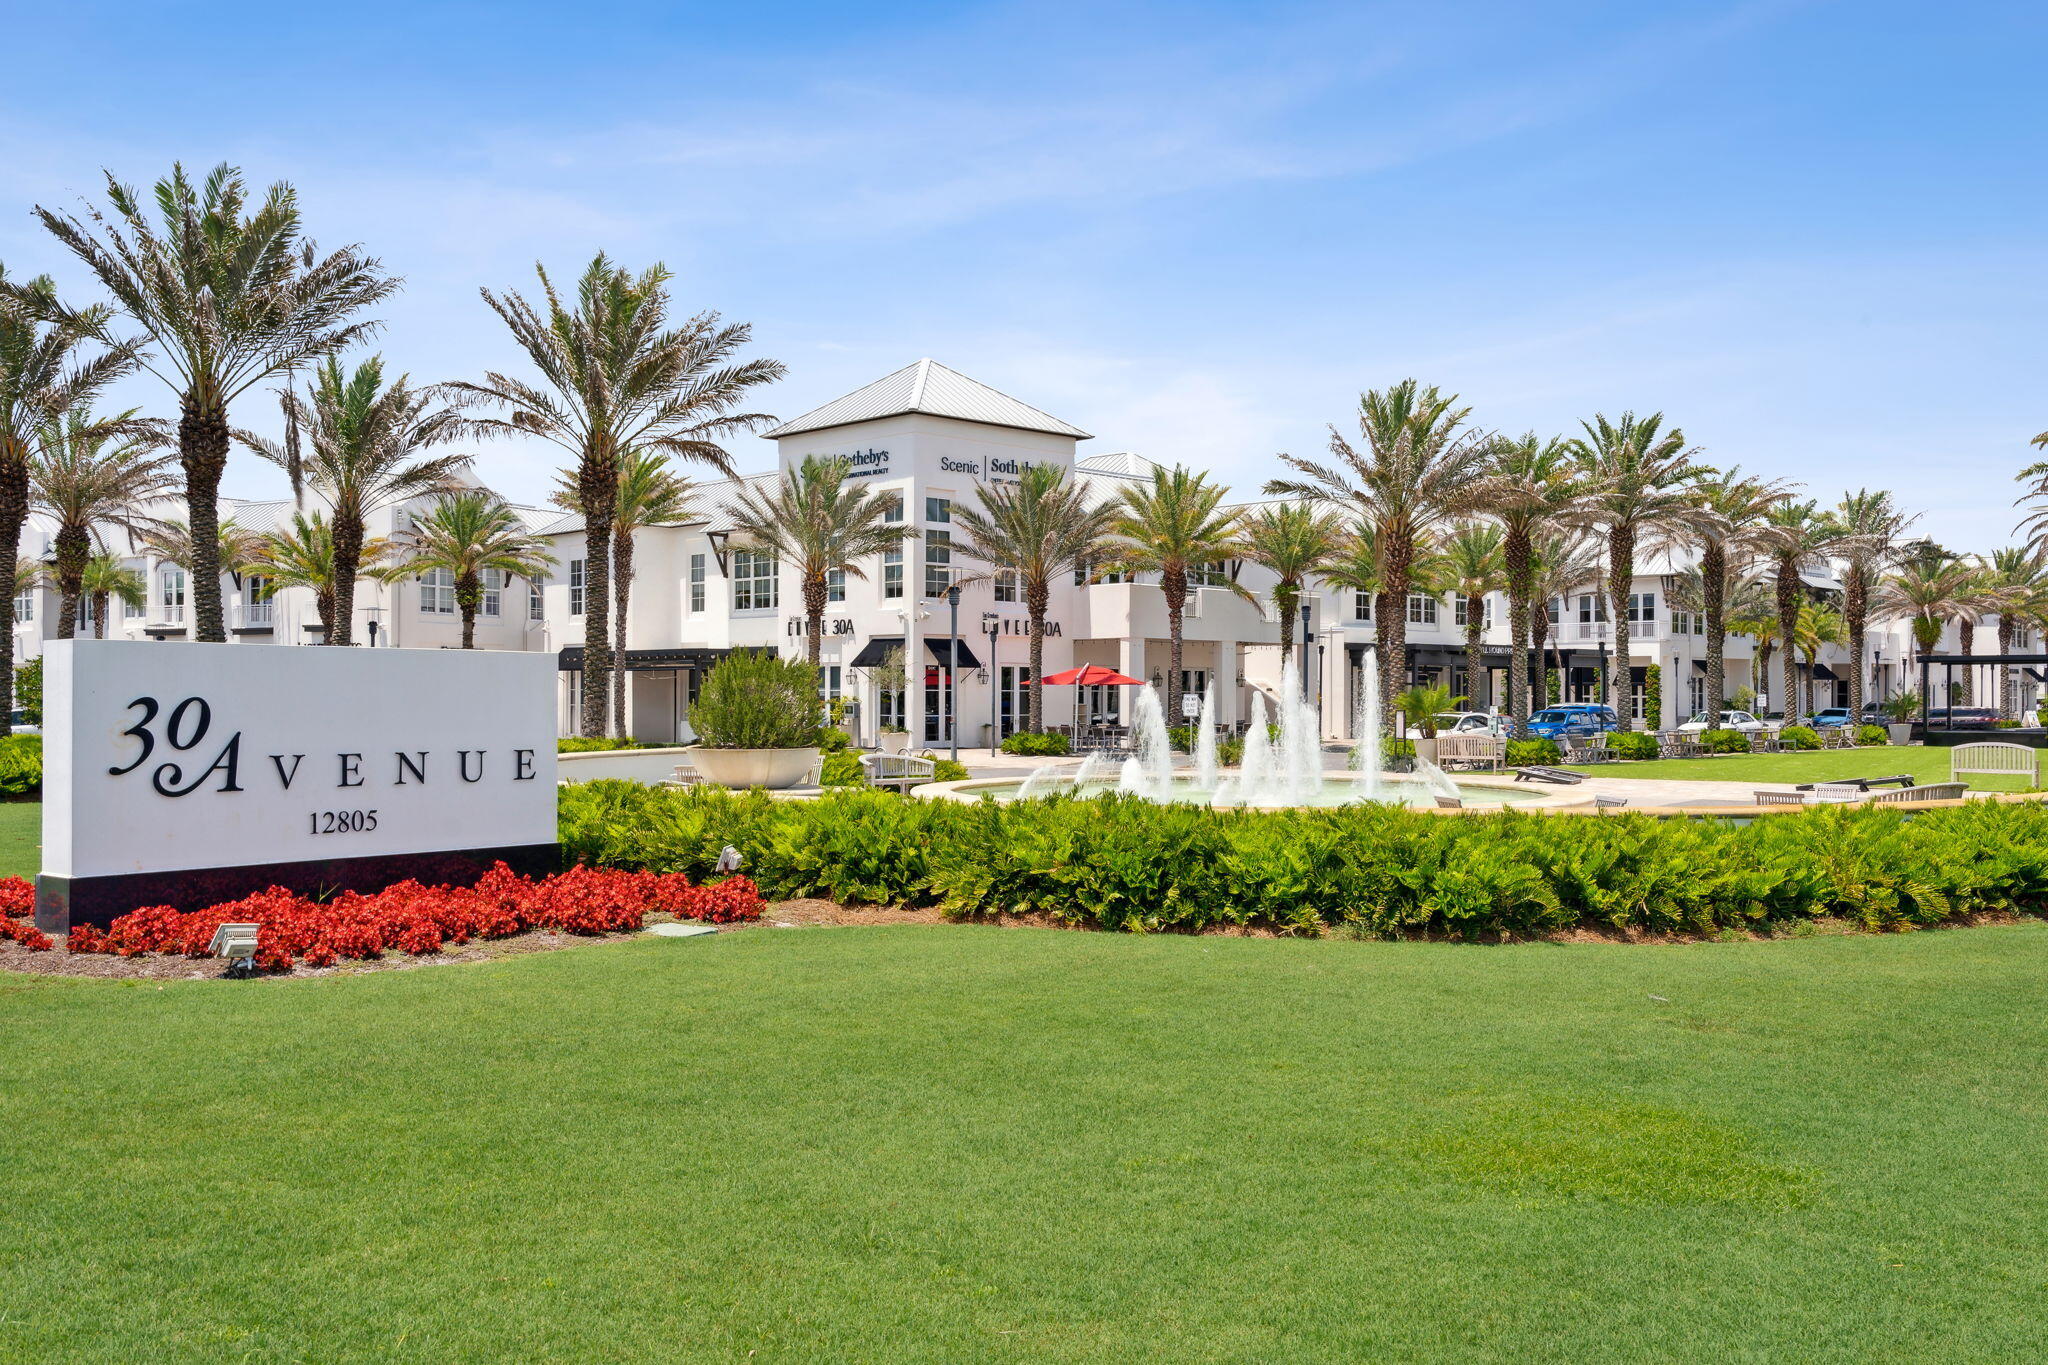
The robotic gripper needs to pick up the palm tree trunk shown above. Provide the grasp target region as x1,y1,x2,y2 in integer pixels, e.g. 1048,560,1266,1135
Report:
329,510,364,646
1277,590,1298,677
803,571,828,667
1958,619,1975,704
0,453,25,713
54,525,88,640
612,530,634,738
314,589,334,640
180,391,231,644
1026,577,1050,733
1463,594,1484,711
1379,536,1412,735
577,448,619,738
1606,526,1636,730
1775,557,1799,722
1702,544,1726,724
1504,526,1532,735
1998,618,2014,720
1845,572,1868,724
1164,565,1187,708
457,574,481,649
91,592,109,639
1531,612,1550,711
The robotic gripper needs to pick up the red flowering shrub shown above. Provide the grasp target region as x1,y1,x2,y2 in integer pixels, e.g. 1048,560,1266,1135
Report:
59,864,763,970
0,877,50,950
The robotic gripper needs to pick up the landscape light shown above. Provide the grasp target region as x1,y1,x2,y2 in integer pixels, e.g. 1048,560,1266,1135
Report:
206,923,263,979
715,845,744,874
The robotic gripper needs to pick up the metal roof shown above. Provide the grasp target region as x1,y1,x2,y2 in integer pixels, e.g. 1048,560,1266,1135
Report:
761,359,1091,440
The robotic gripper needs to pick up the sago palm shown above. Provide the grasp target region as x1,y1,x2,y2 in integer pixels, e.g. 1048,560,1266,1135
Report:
32,405,177,638
1105,465,1252,703
950,463,1113,731
20,163,396,642
237,355,468,644
724,454,911,668
450,254,783,734
1266,379,1489,725
1748,500,1840,719
388,492,556,649
1568,411,1707,730
1438,522,1505,712
1672,467,1789,723
1239,502,1342,678
81,553,146,639
1470,432,1582,733
1829,489,1917,722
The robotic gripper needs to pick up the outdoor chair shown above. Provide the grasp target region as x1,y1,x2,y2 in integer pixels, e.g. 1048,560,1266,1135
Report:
859,752,938,792
1822,727,1855,750
1433,795,1464,809
1753,790,1807,806
1561,734,1611,764
1949,741,2039,786
1867,782,1968,805
1750,730,1782,754
1794,774,1914,791
1657,731,1703,760
1594,794,1628,808
663,755,707,788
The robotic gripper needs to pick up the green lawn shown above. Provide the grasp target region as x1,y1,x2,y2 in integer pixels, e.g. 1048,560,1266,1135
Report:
0,799,38,879
1569,744,2040,791
7,926,2048,1361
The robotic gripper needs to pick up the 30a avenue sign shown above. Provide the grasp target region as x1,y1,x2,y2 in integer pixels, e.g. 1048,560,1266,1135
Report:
37,641,559,930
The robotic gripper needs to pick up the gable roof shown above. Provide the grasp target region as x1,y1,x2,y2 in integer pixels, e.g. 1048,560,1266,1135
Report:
761,359,1091,441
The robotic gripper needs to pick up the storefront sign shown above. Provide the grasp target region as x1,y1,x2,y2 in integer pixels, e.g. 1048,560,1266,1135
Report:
826,446,891,477
994,619,1062,637
787,617,857,637
37,641,559,930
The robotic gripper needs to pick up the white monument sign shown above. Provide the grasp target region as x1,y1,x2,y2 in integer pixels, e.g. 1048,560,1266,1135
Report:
37,641,558,930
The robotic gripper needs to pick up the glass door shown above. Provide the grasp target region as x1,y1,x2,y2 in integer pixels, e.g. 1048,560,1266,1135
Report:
999,665,1034,738
924,667,951,744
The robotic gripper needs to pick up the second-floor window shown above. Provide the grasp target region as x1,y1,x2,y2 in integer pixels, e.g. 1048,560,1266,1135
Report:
529,578,546,621
1191,561,1229,588
688,554,706,613
13,584,32,624
883,546,903,599
994,569,1018,603
569,559,585,615
1578,594,1607,624
925,529,951,597
732,549,778,610
159,568,185,623
420,568,456,615
482,568,504,618
1351,591,1372,622
1407,594,1438,625
827,568,846,604
1453,597,1493,629
245,575,273,625
1627,592,1656,624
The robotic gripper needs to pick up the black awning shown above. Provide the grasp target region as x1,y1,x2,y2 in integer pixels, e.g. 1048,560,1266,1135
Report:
1812,663,1838,680
1692,660,1708,675
849,636,904,669
925,637,981,669
2028,669,2046,684
558,646,732,673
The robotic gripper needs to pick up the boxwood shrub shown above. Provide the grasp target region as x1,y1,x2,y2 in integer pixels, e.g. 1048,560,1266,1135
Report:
1607,731,1660,761
1000,731,1070,756
1856,724,1890,747
1698,728,1751,755
557,783,2048,937
1506,737,1561,766
1779,724,1822,751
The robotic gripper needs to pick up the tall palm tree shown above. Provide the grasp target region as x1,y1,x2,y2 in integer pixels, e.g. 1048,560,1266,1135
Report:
388,493,556,649
449,255,783,735
81,553,146,639
1794,602,1846,717
1749,500,1840,720
1239,502,1342,677
20,163,396,642
1875,549,1976,704
140,517,265,621
554,450,697,735
31,405,177,637
1568,412,1706,730
1829,489,1917,723
248,511,393,638
1716,573,1778,707
1266,380,1489,724
1975,547,2046,719
1439,522,1505,712
724,454,912,669
1106,465,1252,705
0,265,138,706
1471,432,1582,733
950,463,1114,732
1527,531,1603,710
237,355,469,645
1673,468,1789,722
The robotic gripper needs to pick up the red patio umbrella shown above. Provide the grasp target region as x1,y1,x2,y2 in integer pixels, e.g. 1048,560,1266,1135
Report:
1038,664,1144,686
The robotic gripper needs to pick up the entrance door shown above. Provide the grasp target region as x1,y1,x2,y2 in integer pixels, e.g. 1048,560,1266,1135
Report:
924,667,952,743
999,665,1034,738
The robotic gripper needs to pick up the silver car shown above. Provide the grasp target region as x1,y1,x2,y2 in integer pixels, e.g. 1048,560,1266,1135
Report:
1676,709,1767,734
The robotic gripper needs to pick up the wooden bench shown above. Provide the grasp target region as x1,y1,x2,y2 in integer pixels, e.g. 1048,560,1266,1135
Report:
859,752,937,792
1435,734,1505,772
1949,742,2039,786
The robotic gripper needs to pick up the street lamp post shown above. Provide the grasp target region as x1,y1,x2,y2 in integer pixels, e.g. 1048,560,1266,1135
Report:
946,585,961,765
983,611,1001,750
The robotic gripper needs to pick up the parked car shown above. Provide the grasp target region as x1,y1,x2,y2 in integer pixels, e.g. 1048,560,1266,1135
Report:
1925,707,1999,730
1523,704,1620,739
1810,707,1855,729
7,710,35,737
1676,710,1767,734
1431,712,1508,736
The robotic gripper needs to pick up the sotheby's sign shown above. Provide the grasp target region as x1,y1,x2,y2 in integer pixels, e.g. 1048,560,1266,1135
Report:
37,641,559,929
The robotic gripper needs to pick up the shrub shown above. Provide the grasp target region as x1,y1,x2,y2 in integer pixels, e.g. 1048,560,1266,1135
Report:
1607,731,1661,761
689,650,824,749
1881,691,1921,724
820,751,866,786
1392,684,1465,737
0,735,41,797
1217,737,1246,767
1698,728,1751,755
1001,731,1070,756
1856,724,1891,747
557,736,651,753
1506,738,1561,766
1993,719,2022,730
819,727,853,753
1779,724,1822,751
933,759,970,781
12,657,41,725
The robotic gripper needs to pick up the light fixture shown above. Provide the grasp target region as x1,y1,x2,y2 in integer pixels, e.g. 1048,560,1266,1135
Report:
207,923,262,979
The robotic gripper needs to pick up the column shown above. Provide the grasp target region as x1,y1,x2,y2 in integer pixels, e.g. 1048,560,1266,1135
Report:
1216,640,1239,733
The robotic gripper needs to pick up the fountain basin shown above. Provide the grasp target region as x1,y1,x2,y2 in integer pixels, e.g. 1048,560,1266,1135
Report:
919,771,1590,811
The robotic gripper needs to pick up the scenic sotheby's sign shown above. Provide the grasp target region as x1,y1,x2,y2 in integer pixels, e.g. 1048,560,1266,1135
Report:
37,641,558,929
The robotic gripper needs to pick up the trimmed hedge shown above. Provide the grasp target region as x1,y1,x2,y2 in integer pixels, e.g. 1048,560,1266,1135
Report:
1856,724,1890,747
557,737,652,753
558,783,2048,937
1001,731,1070,756
1699,728,1751,755
1779,724,1822,751
1506,738,1562,766
1607,731,1660,761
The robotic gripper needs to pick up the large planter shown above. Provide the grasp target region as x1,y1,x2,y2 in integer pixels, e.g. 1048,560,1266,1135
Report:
1412,736,1439,765
687,746,820,790
1888,723,1914,746
878,730,910,755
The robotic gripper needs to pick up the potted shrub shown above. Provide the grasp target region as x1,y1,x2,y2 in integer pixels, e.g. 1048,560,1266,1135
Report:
878,724,910,755
686,650,826,789
1882,691,1920,746
1391,683,1464,765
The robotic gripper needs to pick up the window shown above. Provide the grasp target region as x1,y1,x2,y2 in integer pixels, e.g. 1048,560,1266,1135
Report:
882,494,904,523
925,496,951,524
1352,591,1372,622
125,592,145,619
732,549,778,610
1627,592,1656,625
925,529,952,597
529,578,546,621
158,568,185,623
883,546,903,600
12,582,31,624
420,567,456,615
482,568,504,618
688,554,706,613
827,568,846,604
994,569,1018,603
1453,596,1494,629
1671,610,1692,636
818,665,842,700
569,559,585,615
245,575,273,626
1406,594,1438,625
1546,597,1561,625
1578,594,1607,623
1191,561,1229,588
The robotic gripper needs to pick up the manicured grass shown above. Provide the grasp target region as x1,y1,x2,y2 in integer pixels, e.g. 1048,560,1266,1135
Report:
7,926,2048,1361
1572,744,2039,791
0,799,39,879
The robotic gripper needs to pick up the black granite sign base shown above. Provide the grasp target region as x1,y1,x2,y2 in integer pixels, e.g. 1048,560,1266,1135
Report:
34,843,563,934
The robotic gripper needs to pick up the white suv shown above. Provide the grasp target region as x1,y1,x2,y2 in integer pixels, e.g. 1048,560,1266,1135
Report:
1431,712,1507,735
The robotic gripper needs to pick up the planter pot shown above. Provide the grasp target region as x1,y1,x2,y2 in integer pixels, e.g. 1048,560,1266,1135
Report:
687,746,820,790
1888,723,1913,746
878,731,910,755
1411,736,1439,766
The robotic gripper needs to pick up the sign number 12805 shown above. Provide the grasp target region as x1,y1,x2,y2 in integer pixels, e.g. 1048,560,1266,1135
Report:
310,809,379,834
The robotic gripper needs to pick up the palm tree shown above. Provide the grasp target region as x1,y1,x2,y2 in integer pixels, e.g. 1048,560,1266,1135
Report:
20,163,396,642
724,454,912,669
248,511,393,638
1794,602,1846,717
31,405,177,637
1105,465,1252,705
388,493,556,649
1875,550,1976,703
1975,547,2046,719
1829,489,1917,723
1266,380,1489,724
1673,468,1789,724
449,255,783,736
553,450,697,735
1471,432,1582,734
141,518,264,591
1239,502,1342,677
0,266,138,706
237,355,468,645
1749,501,1841,720
1438,522,1505,712
1568,412,1707,730
81,553,146,639
1527,531,1603,710
950,463,1114,732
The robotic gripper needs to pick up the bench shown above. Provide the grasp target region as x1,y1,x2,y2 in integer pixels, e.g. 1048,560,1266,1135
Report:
1435,734,1505,772
1949,742,2039,786
860,752,938,792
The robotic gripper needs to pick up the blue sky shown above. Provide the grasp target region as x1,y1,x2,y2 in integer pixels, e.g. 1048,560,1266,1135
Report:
2,0,2043,546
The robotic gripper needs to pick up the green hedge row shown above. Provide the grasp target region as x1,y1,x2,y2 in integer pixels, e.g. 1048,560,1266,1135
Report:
557,782,2048,937
0,735,39,798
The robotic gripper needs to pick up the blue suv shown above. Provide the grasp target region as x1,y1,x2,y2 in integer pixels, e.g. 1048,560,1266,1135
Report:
1523,704,1621,740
